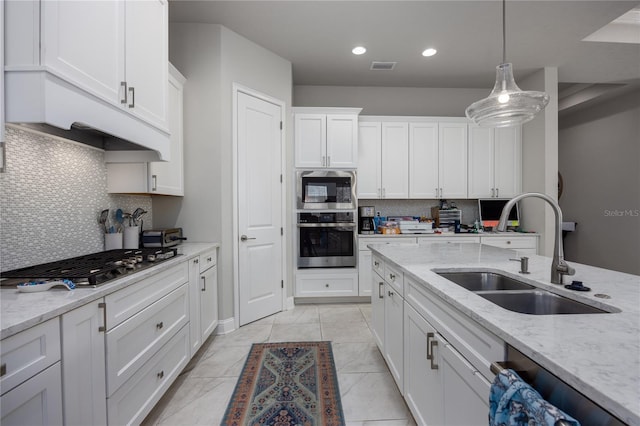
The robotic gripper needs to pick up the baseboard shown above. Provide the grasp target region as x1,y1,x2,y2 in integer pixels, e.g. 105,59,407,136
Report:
294,296,371,304
286,296,295,311
216,317,236,335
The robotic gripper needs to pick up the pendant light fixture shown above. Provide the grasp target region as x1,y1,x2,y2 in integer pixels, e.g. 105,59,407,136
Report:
465,0,549,127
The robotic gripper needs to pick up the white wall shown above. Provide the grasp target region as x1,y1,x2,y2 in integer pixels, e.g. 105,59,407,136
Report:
559,89,640,275
294,85,489,117
519,68,559,257
155,24,292,321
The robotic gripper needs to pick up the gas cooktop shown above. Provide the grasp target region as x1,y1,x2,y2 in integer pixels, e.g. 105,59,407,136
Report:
0,248,180,288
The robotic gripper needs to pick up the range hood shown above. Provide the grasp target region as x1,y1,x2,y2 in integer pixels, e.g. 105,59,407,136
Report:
5,69,170,163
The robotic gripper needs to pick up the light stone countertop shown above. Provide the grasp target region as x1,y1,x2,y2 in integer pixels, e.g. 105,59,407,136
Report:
368,242,640,425
0,243,219,340
358,232,539,238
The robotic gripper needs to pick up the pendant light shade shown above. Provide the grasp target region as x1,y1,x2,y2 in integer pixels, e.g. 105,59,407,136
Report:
465,63,550,127
465,1,550,127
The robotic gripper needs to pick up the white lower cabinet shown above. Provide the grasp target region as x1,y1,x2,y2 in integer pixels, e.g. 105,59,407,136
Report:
0,363,63,426
189,248,219,356
384,281,404,393
295,269,358,298
403,304,443,426
61,301,107,425
107,325,189,426
371,265,385,350
199,261,219,342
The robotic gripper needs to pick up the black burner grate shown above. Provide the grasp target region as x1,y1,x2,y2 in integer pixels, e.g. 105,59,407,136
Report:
1,248,179,287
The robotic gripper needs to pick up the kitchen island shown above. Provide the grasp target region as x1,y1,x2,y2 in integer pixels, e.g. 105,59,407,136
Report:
369,242,639,425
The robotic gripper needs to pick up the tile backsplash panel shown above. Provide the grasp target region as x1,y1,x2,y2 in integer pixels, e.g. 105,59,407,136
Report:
0,126,153,272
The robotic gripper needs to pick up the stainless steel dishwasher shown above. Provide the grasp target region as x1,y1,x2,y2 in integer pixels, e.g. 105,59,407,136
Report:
492,345,626,426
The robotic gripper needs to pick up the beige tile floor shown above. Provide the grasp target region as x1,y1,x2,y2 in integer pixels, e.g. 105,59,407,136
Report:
142,303,416,426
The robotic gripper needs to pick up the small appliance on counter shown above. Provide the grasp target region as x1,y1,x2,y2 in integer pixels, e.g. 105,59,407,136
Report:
359,206,376,234
141,228,187,248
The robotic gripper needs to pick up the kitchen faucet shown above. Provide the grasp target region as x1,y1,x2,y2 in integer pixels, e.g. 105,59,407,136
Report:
497,192,575,285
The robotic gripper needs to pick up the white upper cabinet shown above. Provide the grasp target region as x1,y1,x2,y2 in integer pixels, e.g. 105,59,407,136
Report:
359,118,468,200
294,108,361,169
357,122,382,198
468,125,522,198
40,0,168,130
107,64,185,195
4,0,170,160
438,121,468,199
381,122,410,199
409,122,439,199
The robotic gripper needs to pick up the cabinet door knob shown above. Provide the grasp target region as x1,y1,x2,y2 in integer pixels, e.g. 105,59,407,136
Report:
157,371,164,379
388,290,394,297
325,283,329,288
374,261,379,267
156,321,164,330
194,258,199,264
389,273,395,280
207,257,212,262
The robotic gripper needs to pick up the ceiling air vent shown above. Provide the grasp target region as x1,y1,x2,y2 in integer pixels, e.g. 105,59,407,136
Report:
370,61,397,71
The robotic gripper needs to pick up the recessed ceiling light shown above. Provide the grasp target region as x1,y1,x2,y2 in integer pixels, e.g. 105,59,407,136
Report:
352,46,367,55
422,48,437,57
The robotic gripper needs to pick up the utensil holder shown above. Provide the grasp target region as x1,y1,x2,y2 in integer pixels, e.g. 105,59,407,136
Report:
105,233,123,251
123,226,140,249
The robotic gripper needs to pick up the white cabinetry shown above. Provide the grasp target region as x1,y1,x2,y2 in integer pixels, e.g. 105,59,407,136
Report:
106,64,185,195
468,126,522,198
41,0,168,130
0,319,63,426
371,258,385,350
61,301,107,425
358,118,468,199
199,249,219,344
358,236,416,297
294,108,361,169
481,234,538,255
4,0,170,161
295,269,358,298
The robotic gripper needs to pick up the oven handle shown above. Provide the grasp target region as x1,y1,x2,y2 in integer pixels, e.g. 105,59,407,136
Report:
297,223,357,228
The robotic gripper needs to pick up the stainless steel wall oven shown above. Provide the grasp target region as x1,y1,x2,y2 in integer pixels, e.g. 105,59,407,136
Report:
297,212,356,268
296,170,356,210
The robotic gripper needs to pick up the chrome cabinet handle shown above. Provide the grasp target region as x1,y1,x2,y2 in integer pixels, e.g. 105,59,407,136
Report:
389,273,395,281
156,321,164,330
374,261,379,267
128,87,135,108
152,175,157,191
378,282,384,299
1,363,7,377
193,258,199,264
157,370,164,379
491,188,495,198
201,276,206,292
120,81,128,104
496,188,499,197
388,290,394,297
240,235,256,241
207,257,212,262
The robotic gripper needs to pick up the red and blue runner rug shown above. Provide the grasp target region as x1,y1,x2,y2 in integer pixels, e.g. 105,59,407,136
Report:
222,341,345,426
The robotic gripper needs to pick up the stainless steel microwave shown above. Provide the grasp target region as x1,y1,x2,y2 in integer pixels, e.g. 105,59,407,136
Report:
296,170,356,210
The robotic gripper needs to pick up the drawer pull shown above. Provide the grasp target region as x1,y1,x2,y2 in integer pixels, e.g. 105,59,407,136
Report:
388,290,394,297
194,258,199,264
374,261,379,267
201,276,206,292
426,332,434,360
156,321,164,330
207,257,212,262
389,273,396,280
429,339,439,370
157,370,164,379
325,283,329,288
507,241,511,244
378,282,384,299
1,363,6,377
98,302,107,332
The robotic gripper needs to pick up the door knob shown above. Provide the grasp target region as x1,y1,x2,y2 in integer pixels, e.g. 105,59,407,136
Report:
241,235,256,242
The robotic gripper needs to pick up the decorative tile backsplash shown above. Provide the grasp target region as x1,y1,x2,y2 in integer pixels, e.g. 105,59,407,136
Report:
0,126,153,272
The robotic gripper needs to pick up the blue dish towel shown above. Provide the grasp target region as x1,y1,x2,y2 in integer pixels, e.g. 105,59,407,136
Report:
489,368,581,426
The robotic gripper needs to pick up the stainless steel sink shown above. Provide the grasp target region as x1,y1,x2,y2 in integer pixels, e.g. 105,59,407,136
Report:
436,271,535,291
478,291,608,315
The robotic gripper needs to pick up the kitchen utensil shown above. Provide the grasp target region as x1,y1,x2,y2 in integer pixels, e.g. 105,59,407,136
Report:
17,279,76,292
99,209,109,233
115,209,124,232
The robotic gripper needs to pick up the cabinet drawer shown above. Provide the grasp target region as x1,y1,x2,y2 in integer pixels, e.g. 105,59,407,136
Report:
372,254,385,277
106,284,189,396
198,248,217,273
295,274,358,297
0,362,63,426
418,236,480,244
384,262,404,295
481,236,537,250
0,318,60,395
107,325,189,426
405,277,504,380
105,262,188,330
359,237,416,250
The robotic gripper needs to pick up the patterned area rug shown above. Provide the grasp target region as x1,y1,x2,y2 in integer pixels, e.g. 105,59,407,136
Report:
221,341,345,426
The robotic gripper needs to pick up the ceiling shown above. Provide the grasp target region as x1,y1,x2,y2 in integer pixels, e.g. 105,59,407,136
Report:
169,1,640,92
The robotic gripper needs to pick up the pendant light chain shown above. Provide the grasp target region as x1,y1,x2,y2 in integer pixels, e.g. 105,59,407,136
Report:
502,0,506,64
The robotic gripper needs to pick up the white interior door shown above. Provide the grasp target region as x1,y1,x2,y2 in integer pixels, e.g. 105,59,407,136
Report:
237,91,284,326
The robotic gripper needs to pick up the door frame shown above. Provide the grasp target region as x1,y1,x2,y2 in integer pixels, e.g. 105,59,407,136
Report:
232,83,287,329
